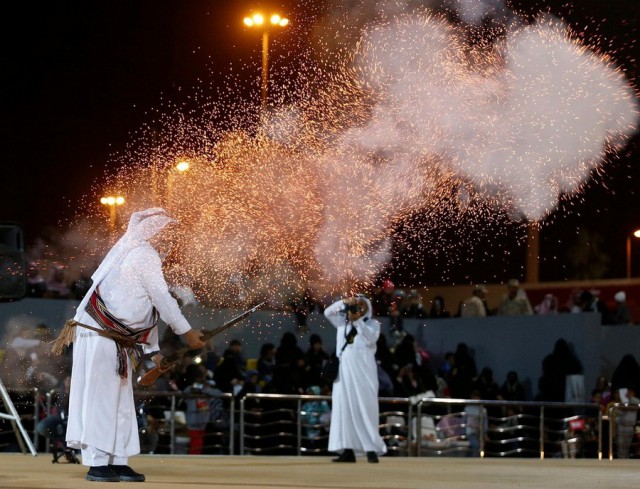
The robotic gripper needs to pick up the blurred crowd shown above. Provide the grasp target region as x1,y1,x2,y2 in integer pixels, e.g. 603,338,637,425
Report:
0,315,638,458
24,259,634,328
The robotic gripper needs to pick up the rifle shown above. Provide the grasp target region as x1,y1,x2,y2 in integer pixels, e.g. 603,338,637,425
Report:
137,301,266,387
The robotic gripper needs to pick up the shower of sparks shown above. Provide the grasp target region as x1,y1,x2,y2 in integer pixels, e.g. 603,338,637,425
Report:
64,9,638,307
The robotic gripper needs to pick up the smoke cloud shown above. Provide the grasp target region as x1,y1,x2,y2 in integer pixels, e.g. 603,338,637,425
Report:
67,5,637,304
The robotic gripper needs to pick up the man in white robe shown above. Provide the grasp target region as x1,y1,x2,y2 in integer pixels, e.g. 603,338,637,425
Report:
325,295,387,463
55,208,205,482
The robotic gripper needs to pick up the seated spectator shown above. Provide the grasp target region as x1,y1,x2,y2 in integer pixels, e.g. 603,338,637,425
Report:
535,294,559,315
613,291,632,325
498,279,532,316
428,295,450,319
499,371,526,402
44,263,71,299
70,268,93,300
35,375,78,463
448,343,478,399
464,389,488,457
437,352,455,383
257,343,276,386
372,279,396,317
460,285,489,317
375,334,396,380
537,338,583,402
301,385,331,445
580,290,615,325
305,334,329,388
213,340,246,395
564,289,584,313
475,367,500,402
183,364,226,455
401,290,428,318
388,292,405,337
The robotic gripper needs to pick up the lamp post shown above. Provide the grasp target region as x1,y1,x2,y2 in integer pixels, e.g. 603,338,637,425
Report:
100,195,125,234
243,12,289,110
626,229,640,278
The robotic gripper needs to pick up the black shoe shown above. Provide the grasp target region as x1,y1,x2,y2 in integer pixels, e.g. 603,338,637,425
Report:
86,465,120,482
367,451,379,463
332,449,356,463
109,465,145,482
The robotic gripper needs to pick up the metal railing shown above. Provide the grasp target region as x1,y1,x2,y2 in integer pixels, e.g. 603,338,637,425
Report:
239,393,412,456
3,386,638,460
414,398,605,459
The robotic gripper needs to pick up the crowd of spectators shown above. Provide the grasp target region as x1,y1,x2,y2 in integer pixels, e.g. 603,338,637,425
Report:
370,278,634,325
23,258,635,327
5,264,637,457
0,315,637,458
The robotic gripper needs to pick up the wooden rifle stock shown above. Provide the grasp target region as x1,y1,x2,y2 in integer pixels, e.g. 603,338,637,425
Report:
137,302,265,387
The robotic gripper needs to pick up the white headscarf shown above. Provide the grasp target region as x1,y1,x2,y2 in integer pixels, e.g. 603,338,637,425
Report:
356,294,374,322
73,208,175,321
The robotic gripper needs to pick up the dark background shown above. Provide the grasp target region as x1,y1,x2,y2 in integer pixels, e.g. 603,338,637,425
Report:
2,1,639,285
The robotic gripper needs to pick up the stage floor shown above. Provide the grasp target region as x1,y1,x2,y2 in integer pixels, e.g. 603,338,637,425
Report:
0,454,635,489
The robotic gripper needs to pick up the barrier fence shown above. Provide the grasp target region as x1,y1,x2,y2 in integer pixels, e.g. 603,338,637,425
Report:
1,387,638,460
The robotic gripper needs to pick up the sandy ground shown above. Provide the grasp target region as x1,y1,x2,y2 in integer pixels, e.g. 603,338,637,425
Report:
0,454,636,489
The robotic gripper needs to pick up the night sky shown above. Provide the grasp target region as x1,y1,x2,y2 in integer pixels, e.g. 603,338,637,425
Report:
2,1,639,284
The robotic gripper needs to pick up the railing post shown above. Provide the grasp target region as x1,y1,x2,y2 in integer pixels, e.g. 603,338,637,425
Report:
479,402,485,458
229,395,235,455
44,390,55,453
539,405,545,459
608,404,614,461
297,398,302,456
32,388,39,448
169,394,176,455
597,408,603,460
406,399,413,457
239,396,245,455
415,401,422,457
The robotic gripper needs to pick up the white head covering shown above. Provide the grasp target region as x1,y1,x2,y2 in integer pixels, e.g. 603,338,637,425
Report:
355,293,373,322
73,208,174,321
614,291,626,302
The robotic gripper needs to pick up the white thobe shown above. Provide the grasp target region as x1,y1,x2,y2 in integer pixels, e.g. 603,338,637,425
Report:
66,244,191,462
325,300,387,456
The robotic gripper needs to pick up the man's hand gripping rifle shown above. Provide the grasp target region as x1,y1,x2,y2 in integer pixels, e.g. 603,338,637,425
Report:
137,302,265,387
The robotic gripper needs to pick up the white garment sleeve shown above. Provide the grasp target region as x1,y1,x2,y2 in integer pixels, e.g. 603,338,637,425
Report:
355,317,380,346
324,300,346,328
133,247,192,336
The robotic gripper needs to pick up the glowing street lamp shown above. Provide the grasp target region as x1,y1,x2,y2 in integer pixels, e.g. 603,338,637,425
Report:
243,11,290,110
100,195,125,233
626,229,640,278
175,160,190,173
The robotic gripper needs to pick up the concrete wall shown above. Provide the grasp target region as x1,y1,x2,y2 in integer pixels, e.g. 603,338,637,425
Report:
1,299,638,401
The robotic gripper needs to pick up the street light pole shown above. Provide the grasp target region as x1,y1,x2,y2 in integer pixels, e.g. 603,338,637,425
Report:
261,30,269,111
626,229,640,278
243,12,289,110
100,196,125,235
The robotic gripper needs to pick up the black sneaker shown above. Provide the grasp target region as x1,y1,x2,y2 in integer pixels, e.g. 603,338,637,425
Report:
109,465,145,482
366,451,379,463
86,465,120,482
332,449,356,463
